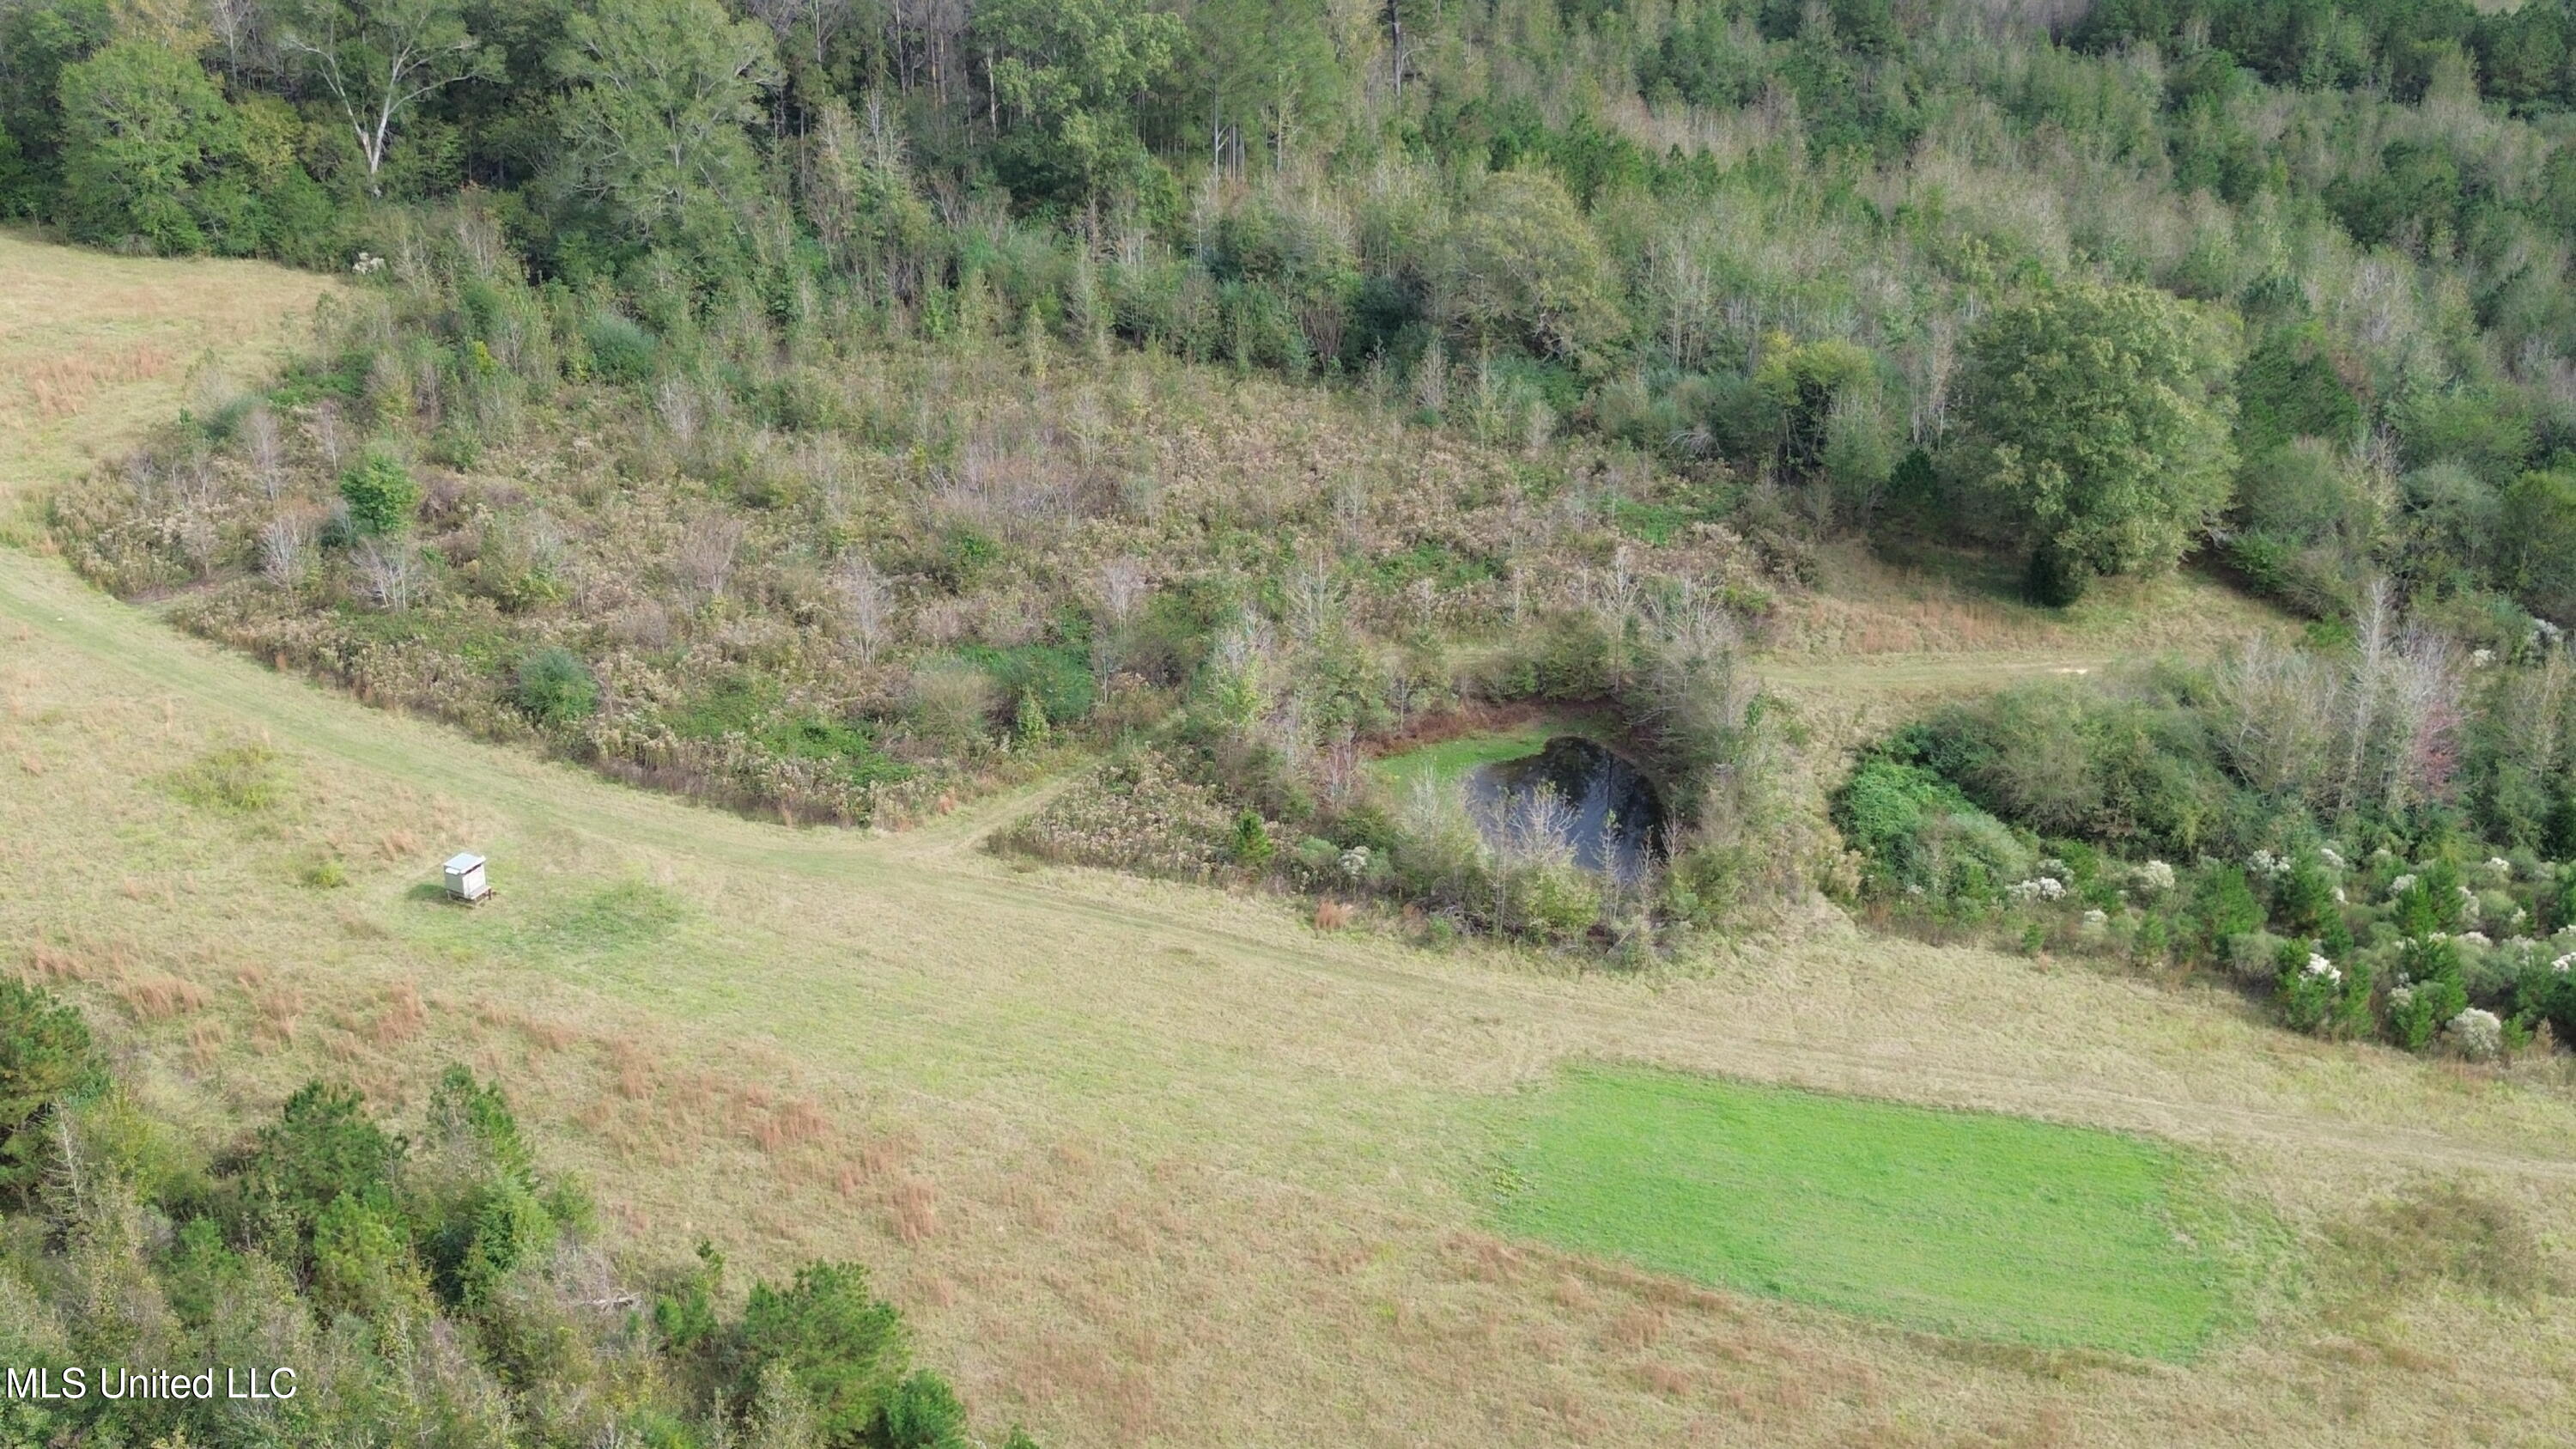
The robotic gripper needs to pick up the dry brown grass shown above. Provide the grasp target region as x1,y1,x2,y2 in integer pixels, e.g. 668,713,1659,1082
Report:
889,1175,941,1245
117,974,209,1020
15,344,175,419
0,230,332,529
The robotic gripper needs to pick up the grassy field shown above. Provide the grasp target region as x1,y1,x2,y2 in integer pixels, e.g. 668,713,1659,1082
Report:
0,229,334,525
1490,1065,2268,1360
9,235,2576,1446
1371,718,1587,791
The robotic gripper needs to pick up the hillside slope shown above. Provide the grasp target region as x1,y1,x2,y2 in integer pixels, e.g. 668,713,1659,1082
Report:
5,238,2575,1447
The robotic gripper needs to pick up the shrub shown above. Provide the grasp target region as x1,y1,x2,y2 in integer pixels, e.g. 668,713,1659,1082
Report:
2189,865,2263,954
1832,757,2029,902
230,1081,404,1264
515,646,598,725
2275,943,2370,1038
312,1191,434,1319
584,314,659,382
0,982,107,1196
2445,1007,2503,1061
879,1370,969,1449
1230,809,1274,868
2024,537,2090,606
339,449,421,536
907,663,997,750
1513,861,1602,935
2391,859,2466,937
2387,937,2469,1052
738,1262,910,1446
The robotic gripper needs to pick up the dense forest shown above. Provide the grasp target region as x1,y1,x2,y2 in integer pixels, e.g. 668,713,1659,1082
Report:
15,0,2576,618
19,0,2576,1033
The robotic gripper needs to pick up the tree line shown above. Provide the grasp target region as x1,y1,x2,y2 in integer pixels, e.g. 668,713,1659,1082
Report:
13,0,2576,616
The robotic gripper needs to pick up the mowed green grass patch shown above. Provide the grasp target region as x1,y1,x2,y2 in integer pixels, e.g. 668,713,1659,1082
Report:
1488,1065,2267,1359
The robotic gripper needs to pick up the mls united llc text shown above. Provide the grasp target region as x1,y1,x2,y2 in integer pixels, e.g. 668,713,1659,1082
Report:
0,1367,295,1400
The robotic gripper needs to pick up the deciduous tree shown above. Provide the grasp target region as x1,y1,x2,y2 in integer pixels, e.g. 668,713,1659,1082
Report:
1955,280,2234,594
554,0,779,254
275,0,497,192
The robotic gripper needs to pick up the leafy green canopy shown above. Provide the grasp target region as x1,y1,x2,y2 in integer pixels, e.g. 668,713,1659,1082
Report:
1955,281,2236,588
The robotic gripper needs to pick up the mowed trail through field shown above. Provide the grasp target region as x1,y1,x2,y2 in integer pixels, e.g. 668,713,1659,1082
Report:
9,234,2576,1446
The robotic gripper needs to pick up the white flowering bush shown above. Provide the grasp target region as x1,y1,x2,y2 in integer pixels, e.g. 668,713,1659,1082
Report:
2446,1008,2503,1062
2134,859,2175,894
2006,876,2066,903
2277,944,2368,1037
2388,874,2417,898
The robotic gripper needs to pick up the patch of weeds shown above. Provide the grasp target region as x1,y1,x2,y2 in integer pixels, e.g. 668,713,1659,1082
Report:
950,642,1094,726
665,673,779,740
297,855,351,889
762,716,911,788
529,881,690,955
159,746,286,813
666,674,908,788
2327,1180,2558,1304
1370,539,1501,591
1608,498,1722,545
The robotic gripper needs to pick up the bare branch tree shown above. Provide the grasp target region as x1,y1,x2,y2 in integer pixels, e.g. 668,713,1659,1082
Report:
1097,557,1148,629
677,514,746,600
1284,556,1337,644
355,538,420,611
260,515,313,586
833,554,892,666
2338,578,2395,814
243,405,286,501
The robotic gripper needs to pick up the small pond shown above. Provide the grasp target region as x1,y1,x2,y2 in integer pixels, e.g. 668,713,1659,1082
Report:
1464,736,1666,883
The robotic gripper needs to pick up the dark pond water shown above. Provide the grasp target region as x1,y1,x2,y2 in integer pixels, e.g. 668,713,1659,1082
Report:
1465,736,1666,883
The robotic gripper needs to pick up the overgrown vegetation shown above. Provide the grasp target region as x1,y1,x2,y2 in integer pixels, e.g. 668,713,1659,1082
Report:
27,0,2576,961
1838,592,2576,1056
0,980,1030,1449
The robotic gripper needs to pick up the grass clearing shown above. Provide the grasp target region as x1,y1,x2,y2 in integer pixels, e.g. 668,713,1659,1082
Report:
1371,715,1605,792
0,229,333,527
1490,1064,2270,1359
